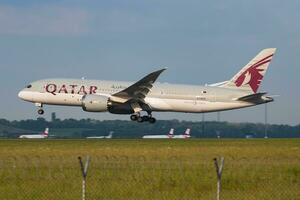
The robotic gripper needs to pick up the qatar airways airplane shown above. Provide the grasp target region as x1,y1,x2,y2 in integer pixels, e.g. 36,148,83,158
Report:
19,128,49,139
173,128,191,139
18,48,276,123
143,128,174,139
86,131,113,139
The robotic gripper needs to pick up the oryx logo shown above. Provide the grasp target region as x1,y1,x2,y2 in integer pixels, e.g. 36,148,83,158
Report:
235,54,273,93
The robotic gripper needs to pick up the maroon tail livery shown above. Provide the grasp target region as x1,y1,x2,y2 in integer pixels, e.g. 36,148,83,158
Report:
222,48,276,94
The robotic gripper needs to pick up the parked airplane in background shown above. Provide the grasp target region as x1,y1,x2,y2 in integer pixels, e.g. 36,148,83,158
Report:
18,48,276,123
173,128,191,139
86,131,113,139
142,128,174,139
19,128,49,139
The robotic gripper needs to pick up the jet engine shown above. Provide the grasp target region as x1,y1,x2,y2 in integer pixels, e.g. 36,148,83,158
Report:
82,95,109,112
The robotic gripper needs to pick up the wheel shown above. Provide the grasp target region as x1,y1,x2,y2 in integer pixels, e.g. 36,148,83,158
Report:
38,109,44,115
137,116,144,123
142,116,149,121
130,115,138,121
148,117,156,124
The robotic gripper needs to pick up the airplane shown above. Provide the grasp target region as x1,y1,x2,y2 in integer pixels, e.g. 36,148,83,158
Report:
142,128,174,139
86,131,113,139
172,128,191,139
19,128,49,139
18,48,276,123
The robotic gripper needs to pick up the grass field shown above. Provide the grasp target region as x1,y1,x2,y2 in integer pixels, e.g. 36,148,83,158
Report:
0,139,300,200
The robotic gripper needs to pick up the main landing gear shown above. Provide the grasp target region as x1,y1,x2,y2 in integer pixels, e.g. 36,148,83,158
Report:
130,112,156,124
35,103,44,115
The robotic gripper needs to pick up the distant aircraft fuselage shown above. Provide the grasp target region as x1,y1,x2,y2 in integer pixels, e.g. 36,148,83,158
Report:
19,128,49,139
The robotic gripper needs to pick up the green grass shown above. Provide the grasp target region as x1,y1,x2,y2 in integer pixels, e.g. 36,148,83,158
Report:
0,139,300,200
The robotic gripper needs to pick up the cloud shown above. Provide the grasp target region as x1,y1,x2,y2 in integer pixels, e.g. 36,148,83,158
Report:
0,5,89,36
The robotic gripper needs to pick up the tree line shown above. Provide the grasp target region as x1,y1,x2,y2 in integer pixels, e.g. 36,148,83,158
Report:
0,118,299,138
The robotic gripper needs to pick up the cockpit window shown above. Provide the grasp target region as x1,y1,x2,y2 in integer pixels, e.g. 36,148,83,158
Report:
26,84,32,88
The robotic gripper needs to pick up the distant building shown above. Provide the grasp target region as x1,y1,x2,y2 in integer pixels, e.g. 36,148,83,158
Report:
51,112,56,122
245,135,254,139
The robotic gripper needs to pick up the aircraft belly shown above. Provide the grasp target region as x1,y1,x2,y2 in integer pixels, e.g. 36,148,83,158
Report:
146,97,253,113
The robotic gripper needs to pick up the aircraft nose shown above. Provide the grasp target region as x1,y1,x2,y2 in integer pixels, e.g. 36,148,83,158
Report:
18,88,35,102
18,90,24,99
18,90,27,100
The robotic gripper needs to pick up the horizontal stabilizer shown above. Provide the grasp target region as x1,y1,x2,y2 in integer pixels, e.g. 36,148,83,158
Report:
237,92,273,103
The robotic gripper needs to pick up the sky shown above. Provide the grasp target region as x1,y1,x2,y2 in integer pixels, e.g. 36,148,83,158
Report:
0,0,299,125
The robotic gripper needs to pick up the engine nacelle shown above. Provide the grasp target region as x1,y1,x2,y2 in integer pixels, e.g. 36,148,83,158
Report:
82,95,109,112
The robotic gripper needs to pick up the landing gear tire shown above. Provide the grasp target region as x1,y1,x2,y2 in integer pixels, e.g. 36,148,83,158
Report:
148,117,156,124
136,116,156,123
137,116,144,123
38,109,44,115
130,114,138,121
131,111,156,123
142,116,149,122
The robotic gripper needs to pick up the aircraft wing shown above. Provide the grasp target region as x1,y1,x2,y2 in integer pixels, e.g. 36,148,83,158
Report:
110,68,166,103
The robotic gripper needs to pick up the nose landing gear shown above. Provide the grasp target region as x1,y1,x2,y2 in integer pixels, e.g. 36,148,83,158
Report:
130,112,156,124
35,103,44,115
38,109,44,115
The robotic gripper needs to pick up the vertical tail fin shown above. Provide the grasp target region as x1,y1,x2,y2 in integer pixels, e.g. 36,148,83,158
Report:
168,128,174,138
43,128,49,137
107,131,113,139
184,128,191,138
221,48,276,93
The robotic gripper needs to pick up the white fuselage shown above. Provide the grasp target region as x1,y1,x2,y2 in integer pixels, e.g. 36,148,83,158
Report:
142,135,172,139
86,134,112,139
18,79,256,114
86,136,105,139
172,135,190,139
19,134,47,139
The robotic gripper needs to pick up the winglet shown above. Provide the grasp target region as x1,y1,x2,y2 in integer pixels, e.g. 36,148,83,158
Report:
145,68,167,84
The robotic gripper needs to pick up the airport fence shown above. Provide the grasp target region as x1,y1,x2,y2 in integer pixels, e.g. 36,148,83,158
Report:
0,155,300,200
